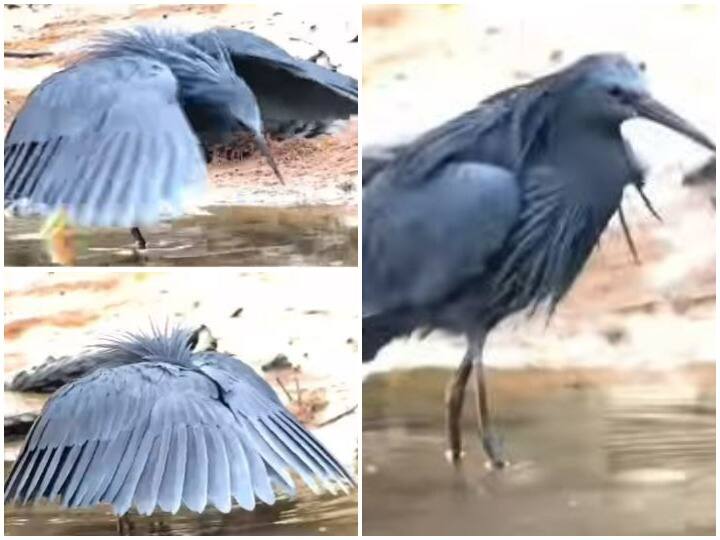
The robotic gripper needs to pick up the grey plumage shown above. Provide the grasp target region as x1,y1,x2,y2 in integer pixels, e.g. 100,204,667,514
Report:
190,28,357,123
364,53,714,356
4,326,354,516
4,27,357,235
362,53,714,465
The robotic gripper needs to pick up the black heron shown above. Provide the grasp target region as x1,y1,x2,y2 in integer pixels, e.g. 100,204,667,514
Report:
4,326,355,526
4,27,358,248
362,54,715,468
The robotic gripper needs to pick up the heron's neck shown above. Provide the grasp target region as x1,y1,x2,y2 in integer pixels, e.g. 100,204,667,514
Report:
544,116,640,224
550,97,640,179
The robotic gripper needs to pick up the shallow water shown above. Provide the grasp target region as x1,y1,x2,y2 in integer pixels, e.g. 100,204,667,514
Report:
4,205,357,267
363,366,715,536
4,428,356,536
3,463,357,536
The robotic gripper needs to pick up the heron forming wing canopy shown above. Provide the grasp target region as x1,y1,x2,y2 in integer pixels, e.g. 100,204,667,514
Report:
5,345,352,516
362,161,520,317
190,29,357,124
4,55,206,227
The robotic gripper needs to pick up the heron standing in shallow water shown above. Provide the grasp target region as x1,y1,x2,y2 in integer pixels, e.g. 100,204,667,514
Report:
4,326,354,530
362,53,715,468
4,27,358,249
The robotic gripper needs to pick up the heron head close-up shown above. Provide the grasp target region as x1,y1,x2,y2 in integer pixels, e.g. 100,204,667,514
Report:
569,54,715,151
182,67,284,184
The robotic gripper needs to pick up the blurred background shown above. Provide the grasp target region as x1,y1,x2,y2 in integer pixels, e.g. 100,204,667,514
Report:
362,4,715,536
4,270,358,535
3,4,358,266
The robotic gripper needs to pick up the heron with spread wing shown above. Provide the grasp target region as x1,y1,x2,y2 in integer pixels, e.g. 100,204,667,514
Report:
4,27,358,249
4,326,354,523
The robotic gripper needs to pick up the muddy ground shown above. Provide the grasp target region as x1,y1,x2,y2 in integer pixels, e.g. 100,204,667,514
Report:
3,3,358,209
362,4,716,373
3,270,358,470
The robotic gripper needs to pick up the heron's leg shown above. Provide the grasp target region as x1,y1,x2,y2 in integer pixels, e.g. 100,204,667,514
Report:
117,514,131,535
202,145,213,164
445,347,473,464
469,330,507,469
130,227,147,250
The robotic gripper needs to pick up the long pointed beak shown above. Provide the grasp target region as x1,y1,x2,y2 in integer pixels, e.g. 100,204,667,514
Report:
633,95,715,151
253,132,284,185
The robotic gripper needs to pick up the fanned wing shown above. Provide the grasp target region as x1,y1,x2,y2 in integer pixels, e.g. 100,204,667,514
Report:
5,353,353,516
362,161,520,317
4,55,206,227
190,29,357,125
4,363,238,516
196,352,355,496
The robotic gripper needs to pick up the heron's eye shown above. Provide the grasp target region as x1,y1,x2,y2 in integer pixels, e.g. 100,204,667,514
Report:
638,61,647,72
608,85,624,98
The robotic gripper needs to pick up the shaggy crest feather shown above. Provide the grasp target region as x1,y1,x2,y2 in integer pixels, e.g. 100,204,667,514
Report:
86,27,236,89
92,323,195,367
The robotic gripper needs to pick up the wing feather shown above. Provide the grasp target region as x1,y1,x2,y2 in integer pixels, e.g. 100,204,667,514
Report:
33,447,59,500
234,425,279,505
257,416,323,494
111,422,155,516
197,354,355,496
74,440,110,506
157,424,187,513
15,449,41,503
182,424,209,512
222,428,256,510
204,425,232,512
272,413,340,480
363,161,521,316
49,445,83,502
275,411,353,488
191,29,357,126
64,440,99,507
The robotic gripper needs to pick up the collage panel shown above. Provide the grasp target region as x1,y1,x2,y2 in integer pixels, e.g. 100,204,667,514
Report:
361,3,715,536
4,4,358,267
2,1,718,538
4,269,358,535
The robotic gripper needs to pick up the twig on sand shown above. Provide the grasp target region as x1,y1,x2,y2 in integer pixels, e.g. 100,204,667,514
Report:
5,51,53,59
275,377,294,402
317,405,358,427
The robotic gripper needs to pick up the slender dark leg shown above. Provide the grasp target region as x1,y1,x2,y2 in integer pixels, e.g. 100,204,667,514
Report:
130,227,146,250
117,514,132,535
202,144,213,164
445,348,473,464
469,330,507,468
